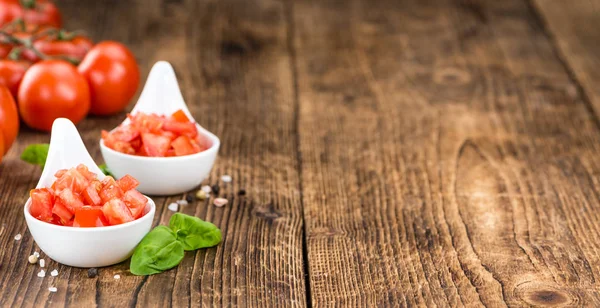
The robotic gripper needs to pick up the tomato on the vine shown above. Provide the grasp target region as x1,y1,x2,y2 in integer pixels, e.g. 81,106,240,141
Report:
78,41,140,116
18,60,90,131
31,34,93,62
0,85,19,155
0,60,29,97
0,0,62,28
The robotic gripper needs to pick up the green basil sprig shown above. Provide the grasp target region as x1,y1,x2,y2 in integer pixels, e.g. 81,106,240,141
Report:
130,213,222,275
21,144,50,167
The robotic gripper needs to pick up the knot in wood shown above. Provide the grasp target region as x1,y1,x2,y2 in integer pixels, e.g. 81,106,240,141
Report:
515,281,577,307
433,67,472,85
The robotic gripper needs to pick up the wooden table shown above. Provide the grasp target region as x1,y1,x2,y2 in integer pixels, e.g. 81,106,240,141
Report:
2,0,600,306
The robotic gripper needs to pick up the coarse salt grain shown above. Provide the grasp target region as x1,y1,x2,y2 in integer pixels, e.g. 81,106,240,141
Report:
221,175,232,183
37,270,46,278
39,259,45,268
50,269,58,277
176,199,188,206
114,274,120,279
48,287,57,293
201,185,211,193
214,198,228,207
28,254,38,264
33,251,40,258
196,190,207,200
168,203,178,212
14,234,21,241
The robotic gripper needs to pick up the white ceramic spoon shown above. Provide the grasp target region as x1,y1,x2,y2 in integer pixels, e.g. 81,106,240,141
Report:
100,61,220,196
24,118,156,268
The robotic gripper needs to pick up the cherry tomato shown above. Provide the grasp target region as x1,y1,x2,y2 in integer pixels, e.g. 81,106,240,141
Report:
0,85,19,154
0,0,62,28
78,41,139,115
29,33,93,62
0,24,48,60
18,60,90,131
0,60,28,97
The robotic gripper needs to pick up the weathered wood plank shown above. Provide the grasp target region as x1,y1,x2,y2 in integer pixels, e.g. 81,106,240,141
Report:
532,0,600,120
0,0,306,307
293,0,600,306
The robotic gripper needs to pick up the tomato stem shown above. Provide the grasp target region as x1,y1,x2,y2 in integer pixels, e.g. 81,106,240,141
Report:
19,0,37,9
0,30,81,66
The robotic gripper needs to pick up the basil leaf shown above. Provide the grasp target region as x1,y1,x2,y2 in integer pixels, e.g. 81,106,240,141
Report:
169,213,222,251
130,226,185,275
21,144,49,167
98,164,114,177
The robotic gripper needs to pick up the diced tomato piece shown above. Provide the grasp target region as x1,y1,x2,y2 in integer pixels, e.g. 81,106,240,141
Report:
171,135,197,156
111,126,140,142
117,175,139,191
73,206,108,227
99,176,123,204
102,199,134,225
141,133,171,157
63,220,74,227
82,181,102,206
122,190,147,218
54,169,67,178
129,113,164,133
129,136,142,151
160,130,177,141
163,120,197,138
52,199,74,224
171,109,191,123
30,188,54,222
165,149,176,157
58,188,84,213
53,168,89,193
136,145,148,156
76,164,97,181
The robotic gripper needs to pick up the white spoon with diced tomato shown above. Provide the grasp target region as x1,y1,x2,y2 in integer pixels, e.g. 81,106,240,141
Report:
99,61,220,196
24,118,156,268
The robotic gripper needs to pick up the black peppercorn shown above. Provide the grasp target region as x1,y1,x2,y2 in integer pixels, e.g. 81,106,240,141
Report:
238,189,246,196
186,194,194,203
212,184,220,195
87,268,98,278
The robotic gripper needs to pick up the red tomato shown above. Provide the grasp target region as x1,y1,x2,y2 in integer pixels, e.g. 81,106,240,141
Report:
82,181,102,206
78,41,139,115
0,60,28,97
99,176,123,204
102,199,134,225
52,168,88,192
76,164,96,181
18,60,90,132
122,190,146,219
141,133,171,157
57,188,84,213
163,120,197,138
0,85,19,154
171,109,190,123
30,34,93,62
30,188,54,222
73,206,108,227
117,174,139,192
51,199,73,224
171,135,196,156
0,0,62,28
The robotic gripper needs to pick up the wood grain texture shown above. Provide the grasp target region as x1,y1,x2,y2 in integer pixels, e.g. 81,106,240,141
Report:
532,0,600,120
0,0,306,307
292,0,600,306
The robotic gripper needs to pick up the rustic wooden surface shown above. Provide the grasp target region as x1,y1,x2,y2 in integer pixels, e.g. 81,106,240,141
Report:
1,0,600,306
